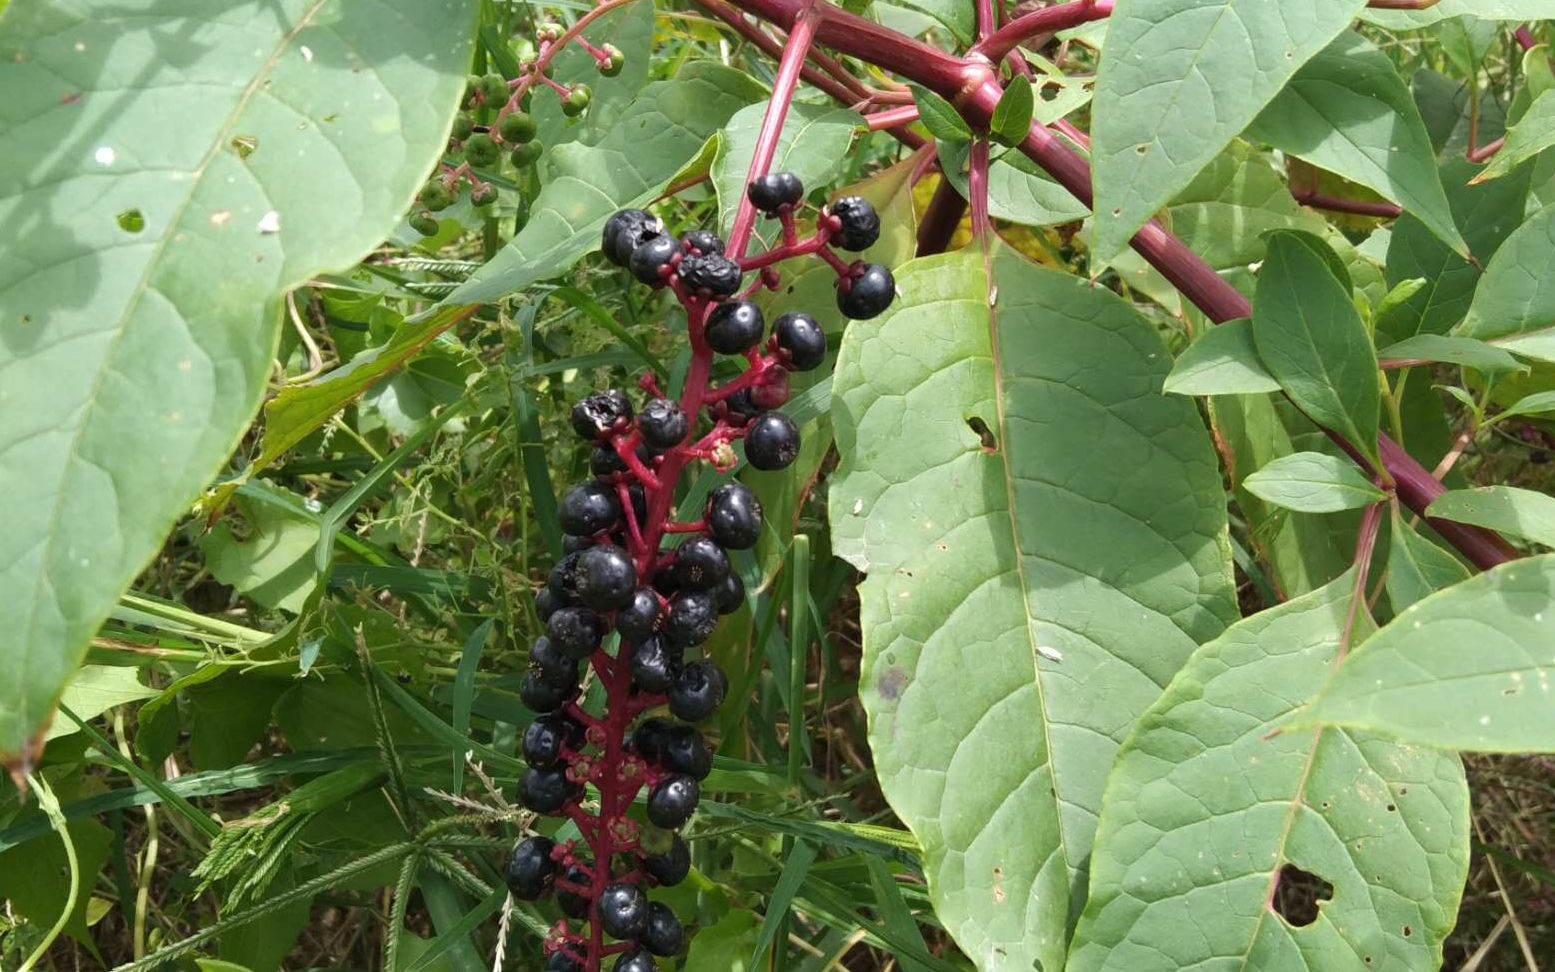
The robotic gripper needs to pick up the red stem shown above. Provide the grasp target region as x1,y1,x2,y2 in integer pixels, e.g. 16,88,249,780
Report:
973,0,1113,63
969,138,992,237
1290,187,1402,219
1516,25,1539,51
867,104,921,131
1468,135,1506,164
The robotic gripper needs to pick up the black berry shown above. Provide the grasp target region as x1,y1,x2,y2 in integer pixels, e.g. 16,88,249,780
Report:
547,606,605,658
642,835,691,886
705,300,764,354
744,411,800,471
629,636,682,693
630,234,680,286
641,902,685,957
715,571,745,615
598,881,649,939
520,672,572,713
546,951,583,972
506,836,557,899
828,195,880,251
523,712,583,767
747,171,804,213
613,947,657,972
661,724,712,780
530,635,582,688
517,765,578,813
571,390,634,441
676,252,743,297
665,590,718,647
615,587,666,642
535,585,563,622
631,717,674,761
557,862,592,918
647,774,700,828
638,398,689,450
575,543,637,611
603,210,663,267
772,311,825,371
838,262,896,319
707,482,763,550
559,480,622,536
672,536,730,591
668,660,728,722
682,229,724,255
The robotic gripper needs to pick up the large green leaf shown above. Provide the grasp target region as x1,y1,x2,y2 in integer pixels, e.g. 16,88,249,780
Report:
444,63,765,305
1090,0,1366,262
940,140,1091,228
1362,0,1555,28
1426,485,1555,548
1069,573,1469,971
831,244,1238,970
1252,232,1381,468
1456,202,1555,359
1246,31,1464,255
1298,555,1555,751
1473,88,1555,184
712,102,861,235
0,0,474,761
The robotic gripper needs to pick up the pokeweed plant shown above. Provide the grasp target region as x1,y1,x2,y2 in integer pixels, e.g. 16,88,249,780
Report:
3,0,1555,971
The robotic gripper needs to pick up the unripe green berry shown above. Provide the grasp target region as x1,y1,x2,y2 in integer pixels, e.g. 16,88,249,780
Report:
510,140,544,167
562,83,591,117
499,110,538,144
463,132,500,167
420,181,454,212
451,113,474,140
479,72,510,106
471,183,499,207
536,22,563,43
409,212,440,236
463,74,482,106
599,43,625,77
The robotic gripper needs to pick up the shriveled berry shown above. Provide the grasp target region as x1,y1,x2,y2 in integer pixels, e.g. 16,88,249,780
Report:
547,605,605,658
530,635,581,688
510,140,544,167
707,482,763,550
682,229,724,255
751,370,790,409
562,83,592,116
556,862,592,918
603,209,663,267
723,388,760,422
463,132,500,167
506,836,557,899
668,660,728,722
615,587,665,642
638,398,689,450
519,671,571,713
647,774,700,829
630,234,680,286
714,571,745,615
828,195,880,251
772,311,825,371
664,590,718,647
598,881,649,939
643,834,691,886
838,262,896,320
676,252,743,297
672,536,730,591
661,725,712,780
705,300,764,354
522,712,583,767
629,636,681,693
479,72,510,105
575,543,637,611
641,902,685,957
747,171,804,213
571,389,634,440
558,480,622,535
517,765,578,813
744,411,800,471
613,947,657,972
550,551,585,599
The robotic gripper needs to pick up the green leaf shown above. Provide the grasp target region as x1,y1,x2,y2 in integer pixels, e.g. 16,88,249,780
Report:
1298,554,1555,751
1243,451,1385,513
938,140,1090,228
444,63,764,305
1163,319,1281,395
0,0,475,761
529,0,655,154
1090,0,1366,262
750,839,817,967
1362,0,1555,28
1377,334,1527,374
198,482,321,613
910,84,973,143
1386,508,1471,612
1496,389,1555,423
44,667,156,743
1252,231,1382,468
892,0,975,43
1247,31,1466,255
1426,485,1555,548
1474,89,1555,183
712,102,861,234
1457,202,1555,355
831,244,1238,970
990,79,1035,146
685,909,759,971
1068,573,1470,972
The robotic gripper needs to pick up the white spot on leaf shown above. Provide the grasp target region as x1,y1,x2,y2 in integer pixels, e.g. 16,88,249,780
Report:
257,210,281,234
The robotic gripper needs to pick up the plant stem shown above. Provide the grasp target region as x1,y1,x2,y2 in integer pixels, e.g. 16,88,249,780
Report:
917,175,969,255
1290,187,1402,218
969,138,992,238
973,0,1113,63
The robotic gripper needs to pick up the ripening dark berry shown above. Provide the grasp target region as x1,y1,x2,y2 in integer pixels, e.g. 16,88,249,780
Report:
409,212,440,236
627,482,648,523
744,411,800,471
530,635,581,688
562,83,592,117
506,836,557,899
682,229,724,255
629,636,682,693
837,262,896,320
630,234,681,286
615,587,665,642
664,590,719,647
571,389,634,440
630,717,674,761
517,765,578,813
715,571,745,615
747,171,804,213
603,209,663,267
420,181,454,212
451,113,474,140
705,300,764,354
638,398,689,450
479,72,510,105
661,724,712,780
470,182,498,207
828,195,881,251
772,311,825,371
723,387,760,423
598,881,649,939
575,543,637,611
556,862,592,918
498,110,538,144
510,140,544,167
546,951,583,972
519,671,571,713
676,252,743,297
647,774,700,828
641,902,685,957
613,947,657,972
643,834,691,886
535,585,563,622
463,132,500,167
672,536,730,591
558,480,622,536
707,482,763,550
547,605,605,658
590,445,629,478
522,711,583,767
751,370,790,410
668,659,728,722
561,535,595,557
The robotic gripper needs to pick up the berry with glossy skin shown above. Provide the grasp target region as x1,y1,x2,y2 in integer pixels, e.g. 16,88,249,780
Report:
772,310,825,371
556,862,592,918
562,83,592,116
630,234,680,286
837,262,896,319
661,724,712,780
599,43,626,76
630,717,674,761
510,140,544,167
409,212,440,236
672,536,730,591
571,389,634,440
479,72,510,105
676,252,743,297
522,711,583,767
558,480,622,535
546,951,583,972
517,765,578,813
664,590,718,647
615,587,665,642
535,585,563,622
744,411,800,471
747,171,804,213
613,948,657,972
598,881,649,939
641,902,685,957
498,110,538,144
647,774,700,828
529,635,581,688
547,605,605,658
668,659,728,722
638,398,689,450
590,445,628,478
575,543,637,610
603,210,663,267
470,183,498,207
828,195,880,251
707,482,763,550
505,836,557,899
681,229,724,255
420,181,453,212
519,671,571,712
714,571,745,615
705,300,764,354
629,636,681,693
643,834,691,886
463,132,500,167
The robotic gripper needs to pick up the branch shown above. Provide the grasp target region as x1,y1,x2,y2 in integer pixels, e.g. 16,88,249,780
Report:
917,175,969,255
973,0,1113,63
1290,187,1402,219
1365,0,1440,8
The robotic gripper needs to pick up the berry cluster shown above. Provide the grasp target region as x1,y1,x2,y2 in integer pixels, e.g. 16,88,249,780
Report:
504,172,894,971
